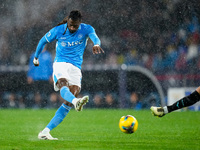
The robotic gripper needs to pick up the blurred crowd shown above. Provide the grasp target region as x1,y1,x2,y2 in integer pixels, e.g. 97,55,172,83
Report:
0,89,158,110
0,0,200,109
0,0,200,74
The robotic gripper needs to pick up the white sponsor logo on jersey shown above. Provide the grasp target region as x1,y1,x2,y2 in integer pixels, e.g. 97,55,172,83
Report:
67,40,83,47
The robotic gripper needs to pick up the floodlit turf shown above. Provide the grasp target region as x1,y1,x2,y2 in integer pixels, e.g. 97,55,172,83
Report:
0,109,199,150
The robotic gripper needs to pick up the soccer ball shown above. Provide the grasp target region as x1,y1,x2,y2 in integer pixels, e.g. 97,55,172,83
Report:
119,115,138,134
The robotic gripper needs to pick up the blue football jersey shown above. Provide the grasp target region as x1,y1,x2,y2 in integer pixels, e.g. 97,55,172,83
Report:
42,23,100,69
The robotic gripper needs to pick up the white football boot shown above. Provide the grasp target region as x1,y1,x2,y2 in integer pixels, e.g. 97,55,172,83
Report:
150,106,165,117
38,131,58,140
74,96,89,111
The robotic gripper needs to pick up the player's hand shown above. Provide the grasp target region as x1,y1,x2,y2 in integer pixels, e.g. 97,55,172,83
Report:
92,45,104,54
33,57,39,66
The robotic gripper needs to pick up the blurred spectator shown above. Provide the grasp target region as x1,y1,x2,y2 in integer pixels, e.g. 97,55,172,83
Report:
32,93,42,109
124,49,140,66
129,92,142,110
152,53,164,72
16,93,25,109
93,93,104,108
175,46,187,72
6,93,18,108
187,16,200,33
117,54,125,65
162,45,178,71
186,36,198,62
104,93,118,108
27,46,53,108
48,93,61,109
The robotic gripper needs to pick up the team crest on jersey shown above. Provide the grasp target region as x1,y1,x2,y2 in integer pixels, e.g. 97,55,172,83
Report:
47,32,51,37
61,42,67,47
78,34,83,39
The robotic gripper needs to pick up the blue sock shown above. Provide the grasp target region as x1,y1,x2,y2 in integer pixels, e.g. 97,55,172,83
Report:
60,86,76,103
46,103,71,131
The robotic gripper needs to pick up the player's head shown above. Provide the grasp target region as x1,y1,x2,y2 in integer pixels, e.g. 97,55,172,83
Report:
68,10,82,22
67,10,82,33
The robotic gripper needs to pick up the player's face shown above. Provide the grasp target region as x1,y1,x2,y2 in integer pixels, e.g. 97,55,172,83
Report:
67,18,81,33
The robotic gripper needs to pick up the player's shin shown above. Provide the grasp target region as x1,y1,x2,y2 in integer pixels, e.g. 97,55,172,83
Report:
60,86,76,103
167,91,200,113
46,103,71,131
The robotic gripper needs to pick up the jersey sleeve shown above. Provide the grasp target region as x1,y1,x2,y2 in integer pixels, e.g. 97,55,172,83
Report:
44,27,59,43
88,25,101,46
34,36,48,58
34,27,58,58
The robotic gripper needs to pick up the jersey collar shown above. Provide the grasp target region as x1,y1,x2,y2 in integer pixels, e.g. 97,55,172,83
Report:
64,23,81,32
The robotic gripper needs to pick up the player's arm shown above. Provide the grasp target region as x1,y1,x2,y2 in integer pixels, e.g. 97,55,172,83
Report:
33,36,48,66
33,27,58,66
88,26,104,54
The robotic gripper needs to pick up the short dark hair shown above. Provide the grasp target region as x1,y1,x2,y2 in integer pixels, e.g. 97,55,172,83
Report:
69,10,82,21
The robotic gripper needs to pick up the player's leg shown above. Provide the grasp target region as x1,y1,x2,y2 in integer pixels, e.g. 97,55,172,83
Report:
38,78,72,140
38,102,71,140
53,62,89,109
58,63,89,111
58,78,76,105
151,86,200,117
38,78,74,140
38,63,88,140
38,80,88,140
166,87,200,113
68,85,89,111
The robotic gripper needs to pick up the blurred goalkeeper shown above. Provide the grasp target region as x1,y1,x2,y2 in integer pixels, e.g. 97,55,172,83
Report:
151,86,200,117
33,10,104,140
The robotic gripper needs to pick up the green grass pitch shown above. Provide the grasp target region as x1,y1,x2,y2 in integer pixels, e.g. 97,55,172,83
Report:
0,109,199,150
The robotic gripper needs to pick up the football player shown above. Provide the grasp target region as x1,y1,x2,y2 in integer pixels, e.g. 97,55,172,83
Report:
34,10,104,140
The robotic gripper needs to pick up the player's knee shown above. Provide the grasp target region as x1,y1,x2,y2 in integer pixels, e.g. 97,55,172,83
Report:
56,78,69,89
69,85,80,97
